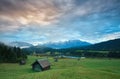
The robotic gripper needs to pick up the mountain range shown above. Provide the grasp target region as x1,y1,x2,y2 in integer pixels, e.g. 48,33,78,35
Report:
9,41,33,48
40,40,91,49
9,40,91,49
8,38,120,51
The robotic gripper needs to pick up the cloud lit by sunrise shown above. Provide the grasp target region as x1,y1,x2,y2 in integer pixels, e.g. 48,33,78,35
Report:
0,0,120,44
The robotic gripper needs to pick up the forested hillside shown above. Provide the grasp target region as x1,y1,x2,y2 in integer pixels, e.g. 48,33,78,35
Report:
82,39,120,51
0,42,27,63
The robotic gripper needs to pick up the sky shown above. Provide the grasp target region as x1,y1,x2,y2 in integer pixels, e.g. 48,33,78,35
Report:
0,0,120,45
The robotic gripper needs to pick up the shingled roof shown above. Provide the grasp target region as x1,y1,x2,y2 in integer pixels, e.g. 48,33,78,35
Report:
32,59,50,69
37,59,50,68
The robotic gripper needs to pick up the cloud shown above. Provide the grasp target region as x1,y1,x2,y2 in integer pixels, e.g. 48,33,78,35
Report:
0,0,120,44
0,0,119,26
90,32,120,43
0,0,76,32
0,0,61,27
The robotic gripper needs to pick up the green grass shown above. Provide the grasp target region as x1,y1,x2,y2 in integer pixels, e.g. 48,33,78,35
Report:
0,56,120,79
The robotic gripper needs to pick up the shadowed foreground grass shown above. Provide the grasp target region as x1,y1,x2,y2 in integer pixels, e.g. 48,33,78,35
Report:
0,56,120,79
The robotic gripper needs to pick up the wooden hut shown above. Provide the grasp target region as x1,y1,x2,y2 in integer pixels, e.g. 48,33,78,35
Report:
19,60,26,65
32,59,50,72
54,56,58,62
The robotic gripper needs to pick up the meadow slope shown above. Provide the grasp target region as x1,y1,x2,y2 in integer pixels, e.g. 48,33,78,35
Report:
0,56,120,79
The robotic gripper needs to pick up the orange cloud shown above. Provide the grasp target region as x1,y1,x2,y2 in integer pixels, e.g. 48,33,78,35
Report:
0,0,63,26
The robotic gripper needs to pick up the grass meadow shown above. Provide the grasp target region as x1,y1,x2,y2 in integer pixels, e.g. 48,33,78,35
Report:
0,56,120,79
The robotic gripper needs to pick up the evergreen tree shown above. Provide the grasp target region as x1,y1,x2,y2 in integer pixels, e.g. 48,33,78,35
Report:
0,42,27,63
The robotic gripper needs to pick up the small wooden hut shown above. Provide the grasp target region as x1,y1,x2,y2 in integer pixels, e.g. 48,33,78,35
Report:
54,56,58,62
32,59,50,72
19,60,26,65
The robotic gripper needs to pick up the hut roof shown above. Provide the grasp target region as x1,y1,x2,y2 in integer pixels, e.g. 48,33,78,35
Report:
32,59,50,68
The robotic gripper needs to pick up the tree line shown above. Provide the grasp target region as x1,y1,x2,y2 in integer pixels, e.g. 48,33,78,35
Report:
0,42,27,63
23,45,120,58
57,49,120,58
